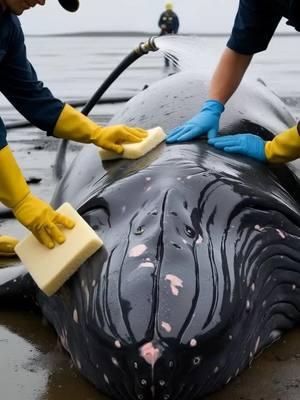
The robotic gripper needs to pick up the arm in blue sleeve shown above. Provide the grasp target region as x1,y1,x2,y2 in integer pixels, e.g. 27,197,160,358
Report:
0,16,64,134
227,0,282,54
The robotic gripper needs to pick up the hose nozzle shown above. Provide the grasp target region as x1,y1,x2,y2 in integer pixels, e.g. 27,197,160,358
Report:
135,36,159,55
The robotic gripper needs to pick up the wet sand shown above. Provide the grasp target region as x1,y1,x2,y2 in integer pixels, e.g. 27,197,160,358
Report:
1,306,300,400
0,309,109,400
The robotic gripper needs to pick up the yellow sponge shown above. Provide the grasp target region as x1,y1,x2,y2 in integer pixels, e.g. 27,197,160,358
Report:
99,126,166,160
15,202,103,296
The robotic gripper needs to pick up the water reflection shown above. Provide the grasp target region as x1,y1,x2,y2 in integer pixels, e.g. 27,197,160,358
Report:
0,310,108,400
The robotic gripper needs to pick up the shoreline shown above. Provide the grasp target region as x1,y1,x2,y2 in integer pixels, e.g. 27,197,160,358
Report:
27,31,300,38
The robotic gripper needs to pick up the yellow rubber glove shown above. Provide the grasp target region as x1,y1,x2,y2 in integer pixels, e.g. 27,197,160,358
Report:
0,146,75,249
265,124,300,163
53,104,148,154
0,235,19,257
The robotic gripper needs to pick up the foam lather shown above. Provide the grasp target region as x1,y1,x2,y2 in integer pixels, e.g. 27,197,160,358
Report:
15,202,103,296
99,126,166,160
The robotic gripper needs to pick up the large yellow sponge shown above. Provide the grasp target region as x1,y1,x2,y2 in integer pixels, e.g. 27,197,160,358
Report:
99,126,166,160
15,202,103,296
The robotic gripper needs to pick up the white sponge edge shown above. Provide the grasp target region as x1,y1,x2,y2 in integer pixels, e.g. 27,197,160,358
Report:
99,126,166,160
15,203,103,296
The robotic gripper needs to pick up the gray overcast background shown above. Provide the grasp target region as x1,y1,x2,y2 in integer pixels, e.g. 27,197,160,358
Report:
20,0,291,35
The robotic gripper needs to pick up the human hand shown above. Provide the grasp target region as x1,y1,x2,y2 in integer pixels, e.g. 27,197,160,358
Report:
166,99,224,143
208,133,267,162
92,125,148,154
13,194,75,249
0,235,19,256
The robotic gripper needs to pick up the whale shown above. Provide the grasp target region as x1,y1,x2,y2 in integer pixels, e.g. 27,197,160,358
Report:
1,72,300,400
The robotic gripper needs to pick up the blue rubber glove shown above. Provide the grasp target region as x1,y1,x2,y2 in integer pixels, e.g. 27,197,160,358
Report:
208,133,267,162
166,99,224,143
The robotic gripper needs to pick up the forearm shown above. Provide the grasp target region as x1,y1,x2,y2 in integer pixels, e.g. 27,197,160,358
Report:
208,47,253,104
265,124,300,163
53,104,99,142
0,145,29,208
0,65,64,134
53,104,148,154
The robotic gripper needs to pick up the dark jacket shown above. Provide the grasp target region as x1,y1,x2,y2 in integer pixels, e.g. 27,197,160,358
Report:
0,10,64,150
227,0,300,55
158,10,179,35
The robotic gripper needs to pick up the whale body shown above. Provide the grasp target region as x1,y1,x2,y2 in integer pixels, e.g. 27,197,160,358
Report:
1,72,300,400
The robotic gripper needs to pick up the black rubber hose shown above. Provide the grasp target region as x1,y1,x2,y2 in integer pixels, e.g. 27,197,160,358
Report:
54,36,159,179
79,52,144,116
0,37,159,219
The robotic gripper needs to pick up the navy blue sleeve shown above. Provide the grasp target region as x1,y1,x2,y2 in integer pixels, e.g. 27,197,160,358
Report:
0,118,7,150
227,0,282,55
0,15,64,135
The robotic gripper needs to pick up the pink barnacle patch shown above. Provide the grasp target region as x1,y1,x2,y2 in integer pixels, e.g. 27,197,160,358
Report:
73,309,79,323
140,342,160,366
276,229,286,239
138,262,155,269
129,244,147,257
165,274,183,296
161,321,172,333
254,225,264,232
196,235,203,244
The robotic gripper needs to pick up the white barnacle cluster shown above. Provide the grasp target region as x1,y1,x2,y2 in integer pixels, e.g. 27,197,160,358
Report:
73,308,79,323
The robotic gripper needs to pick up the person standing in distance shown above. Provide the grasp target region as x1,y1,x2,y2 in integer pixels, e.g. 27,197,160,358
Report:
158,2,180,67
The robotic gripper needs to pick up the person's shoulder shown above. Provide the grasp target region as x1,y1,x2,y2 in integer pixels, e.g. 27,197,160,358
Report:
1,11,22,32
3,12,24,46
8,13,21,28
0,11,22,40
239,0,269,12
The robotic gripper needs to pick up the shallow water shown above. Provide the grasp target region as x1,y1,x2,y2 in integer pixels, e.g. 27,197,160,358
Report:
0,309,109,400
1,34,300,399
